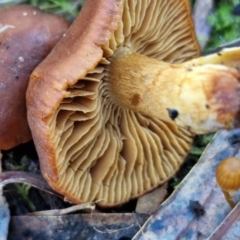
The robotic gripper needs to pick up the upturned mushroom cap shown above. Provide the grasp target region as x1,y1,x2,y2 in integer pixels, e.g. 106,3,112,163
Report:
0,5,70,150
216,157,240,192
27,0,240,206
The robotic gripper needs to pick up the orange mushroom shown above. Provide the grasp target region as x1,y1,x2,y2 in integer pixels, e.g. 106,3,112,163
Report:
216,157,240,208
27,0,240,206
0,5,70,150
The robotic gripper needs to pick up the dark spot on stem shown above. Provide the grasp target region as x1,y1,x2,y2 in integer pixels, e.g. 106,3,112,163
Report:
131,93,141,106
167,108,179,120
217,52,222,56
205,104,210,109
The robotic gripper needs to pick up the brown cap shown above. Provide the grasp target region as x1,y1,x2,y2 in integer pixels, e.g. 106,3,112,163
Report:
0,5,70,150
27,0,239,207
216,157,240,192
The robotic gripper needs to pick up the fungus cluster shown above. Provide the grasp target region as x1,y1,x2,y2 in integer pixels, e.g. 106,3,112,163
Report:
24,0,240,207
0,5,69,150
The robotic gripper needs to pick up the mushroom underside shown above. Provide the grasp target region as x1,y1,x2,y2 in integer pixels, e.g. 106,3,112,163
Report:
29,0,199,206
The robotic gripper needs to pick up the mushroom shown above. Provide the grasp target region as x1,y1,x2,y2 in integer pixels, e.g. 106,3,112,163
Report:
0,5,70,150
27,0,240,206
216,157,240,208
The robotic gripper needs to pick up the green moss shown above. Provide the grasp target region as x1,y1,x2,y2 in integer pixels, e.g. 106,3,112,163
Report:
0,0,84,21
206,0,240,50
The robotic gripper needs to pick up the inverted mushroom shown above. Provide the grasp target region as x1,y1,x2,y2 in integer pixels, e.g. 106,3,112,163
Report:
27,0,240,206
0,5,70,150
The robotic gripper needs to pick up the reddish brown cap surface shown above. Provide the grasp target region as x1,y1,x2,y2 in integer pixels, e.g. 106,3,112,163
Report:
0,5,70,150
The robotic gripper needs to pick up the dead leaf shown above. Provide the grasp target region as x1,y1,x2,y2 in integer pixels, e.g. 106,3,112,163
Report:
136,184,168,215
0,171,63,199
208,200,240,240
8,213,149,240
193,0,214,50
133,129,240,239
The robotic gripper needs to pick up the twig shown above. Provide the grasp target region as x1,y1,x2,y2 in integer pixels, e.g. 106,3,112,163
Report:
0,171,63,199
203,38,240,55
27,202,95,216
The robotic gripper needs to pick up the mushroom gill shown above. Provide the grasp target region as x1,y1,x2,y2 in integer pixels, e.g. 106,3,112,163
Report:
52,67,193,205
27,0,240,207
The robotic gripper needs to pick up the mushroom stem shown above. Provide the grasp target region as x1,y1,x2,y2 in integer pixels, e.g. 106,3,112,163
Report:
107,49,240,134
222,190,236,209
190,47,240,68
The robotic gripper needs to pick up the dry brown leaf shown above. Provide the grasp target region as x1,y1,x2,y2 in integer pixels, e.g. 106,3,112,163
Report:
135,184,168,215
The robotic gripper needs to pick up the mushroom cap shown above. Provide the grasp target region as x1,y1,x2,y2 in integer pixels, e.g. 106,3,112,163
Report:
27,0,200,206
216,157,240,192
0,5,70,150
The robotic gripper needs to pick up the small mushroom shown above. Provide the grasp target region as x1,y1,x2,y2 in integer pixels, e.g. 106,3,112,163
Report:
27,0,240,206
0,5,70,150
216,157,240,208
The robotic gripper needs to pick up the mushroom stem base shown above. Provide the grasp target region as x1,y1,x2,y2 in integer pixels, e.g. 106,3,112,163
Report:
222,190,236,209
